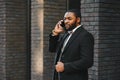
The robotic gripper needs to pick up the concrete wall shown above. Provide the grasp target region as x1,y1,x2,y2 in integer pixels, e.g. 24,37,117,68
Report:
81,0,99,80
31,0,66,80
0,1,6,80
31,0,44,80
81,0,120,80
0,0,28,80
99,0,120,80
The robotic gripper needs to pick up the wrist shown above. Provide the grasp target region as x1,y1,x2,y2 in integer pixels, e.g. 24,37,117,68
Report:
52,30,59,36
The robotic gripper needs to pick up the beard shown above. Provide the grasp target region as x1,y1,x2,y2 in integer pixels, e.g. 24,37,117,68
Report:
65,23,76,31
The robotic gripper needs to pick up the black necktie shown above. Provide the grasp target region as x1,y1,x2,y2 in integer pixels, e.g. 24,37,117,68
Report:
60,30,73,46
58,31,73,61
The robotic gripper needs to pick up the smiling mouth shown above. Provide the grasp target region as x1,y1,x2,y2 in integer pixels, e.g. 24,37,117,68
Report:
65,24,70,28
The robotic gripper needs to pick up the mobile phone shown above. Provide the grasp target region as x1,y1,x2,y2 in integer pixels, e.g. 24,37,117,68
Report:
60,20,66,31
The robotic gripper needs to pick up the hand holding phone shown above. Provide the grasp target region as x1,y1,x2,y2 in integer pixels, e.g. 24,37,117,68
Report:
60,20,66,31
52,20,66,35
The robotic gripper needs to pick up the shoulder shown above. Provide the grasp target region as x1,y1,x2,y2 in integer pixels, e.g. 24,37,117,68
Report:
77,26,94,40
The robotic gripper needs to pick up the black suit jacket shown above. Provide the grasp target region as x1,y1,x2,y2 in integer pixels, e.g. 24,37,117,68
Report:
49,26,94,80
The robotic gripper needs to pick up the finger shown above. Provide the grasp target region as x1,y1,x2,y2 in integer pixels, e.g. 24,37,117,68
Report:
57,61,62,64
58,20,64,26
56,64,59,69
57,61,61,63
57,62,60,64
57,21,62,25
55,65,60,72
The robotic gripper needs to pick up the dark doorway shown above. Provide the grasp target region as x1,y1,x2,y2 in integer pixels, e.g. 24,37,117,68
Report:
67,0,80,10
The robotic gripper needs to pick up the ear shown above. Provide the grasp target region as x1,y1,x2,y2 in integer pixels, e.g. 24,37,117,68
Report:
77,17,80,24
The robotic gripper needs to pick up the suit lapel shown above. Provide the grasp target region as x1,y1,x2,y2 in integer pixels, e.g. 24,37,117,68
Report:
63,26,84,52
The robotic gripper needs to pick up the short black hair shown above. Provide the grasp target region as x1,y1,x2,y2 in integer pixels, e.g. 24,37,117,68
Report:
66,9,81,18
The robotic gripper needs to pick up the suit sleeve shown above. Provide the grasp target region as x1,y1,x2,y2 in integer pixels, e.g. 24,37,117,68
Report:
64,33,94,73
49,33,59,52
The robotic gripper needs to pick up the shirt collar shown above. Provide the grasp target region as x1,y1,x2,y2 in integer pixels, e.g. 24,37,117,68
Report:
68,25,82,34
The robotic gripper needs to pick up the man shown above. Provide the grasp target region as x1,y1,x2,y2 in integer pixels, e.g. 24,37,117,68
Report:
49,9,94,80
